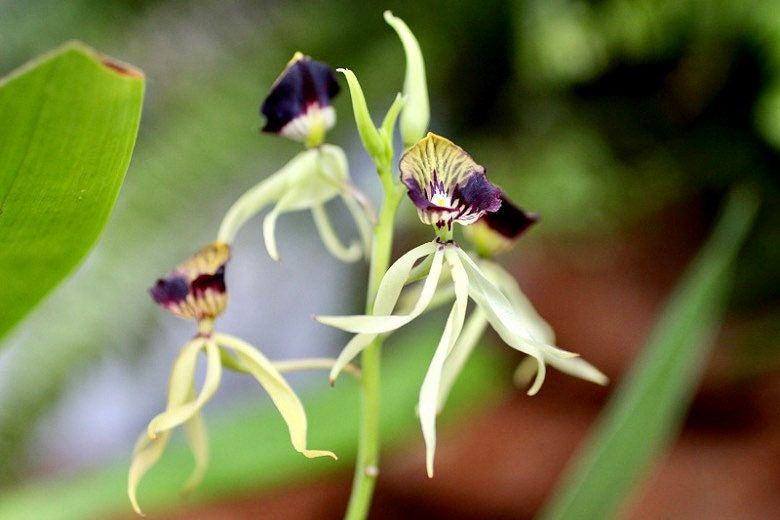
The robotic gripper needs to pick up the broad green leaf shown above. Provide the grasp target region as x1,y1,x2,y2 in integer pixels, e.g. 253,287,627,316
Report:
539,186,759,520
0,41,144,342
0,327,504,520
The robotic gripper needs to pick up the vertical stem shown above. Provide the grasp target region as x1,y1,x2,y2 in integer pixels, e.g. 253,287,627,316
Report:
344,167,403,520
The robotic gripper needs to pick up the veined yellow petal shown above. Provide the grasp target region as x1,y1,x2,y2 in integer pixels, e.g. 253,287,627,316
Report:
215,333,337,460
147,341,221,438
419,248,469,478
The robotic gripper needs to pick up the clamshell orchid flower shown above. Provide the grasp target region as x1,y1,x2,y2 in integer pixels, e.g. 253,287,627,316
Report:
129,242,338,515
316,133,606,477
216,53,373,263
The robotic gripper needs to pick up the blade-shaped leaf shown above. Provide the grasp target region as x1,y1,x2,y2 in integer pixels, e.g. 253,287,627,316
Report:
0,41,144,342
539,186,759,520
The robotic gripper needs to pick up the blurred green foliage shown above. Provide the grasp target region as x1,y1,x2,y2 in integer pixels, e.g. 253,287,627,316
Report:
0,0,777,508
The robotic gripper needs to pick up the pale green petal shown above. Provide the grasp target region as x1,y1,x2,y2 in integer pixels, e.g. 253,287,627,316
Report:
455,248,549,395
437,309,490,412
311,203,362,263
329,333,377,384
215,333,336,459
419,249,469,477
337,68,385,162
397,282,455,315
339,189,373,259
217,149,318,244
514,355,609,388
317,144,350,184
384,10,429,147
272,357,360,378
182,402,208,494
479,259,556,344
147,341,222,438
128,431,172,516
317,248,443,333
373,241,438,314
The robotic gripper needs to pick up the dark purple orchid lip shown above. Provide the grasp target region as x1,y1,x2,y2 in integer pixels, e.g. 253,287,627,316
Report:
480,192,538,241
399,133,502,229
260,54,340,137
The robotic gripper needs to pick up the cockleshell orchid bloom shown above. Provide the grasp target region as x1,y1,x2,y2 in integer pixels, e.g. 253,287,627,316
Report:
216,54,373,263
316,133,606,478
261,53,339,148
129,242,338,516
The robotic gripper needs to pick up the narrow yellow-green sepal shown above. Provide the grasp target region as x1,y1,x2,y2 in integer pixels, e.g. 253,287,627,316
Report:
215,333,337,460
128,431,172,516
384,10,429,147
147,341,222,438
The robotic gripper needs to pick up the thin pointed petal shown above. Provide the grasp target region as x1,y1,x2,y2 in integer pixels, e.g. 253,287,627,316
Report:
272,357,361,378
311,203,363,263
182,407,208,494
340,190,374,258
215,333,337,460
419,248,469,478
329,333,377,384
480,260,555,344
437,309,490,412
515,355,609,388
147,341,222,438
216,152,308,244
317,248,443,333
128,431,172,516
373,241,438,314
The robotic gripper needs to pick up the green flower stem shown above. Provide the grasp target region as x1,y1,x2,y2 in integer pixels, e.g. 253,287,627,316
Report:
345,163,404,520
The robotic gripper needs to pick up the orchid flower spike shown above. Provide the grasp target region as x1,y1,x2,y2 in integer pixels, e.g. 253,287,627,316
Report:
216,54,374,263
316,133,607,478
129,242,341,516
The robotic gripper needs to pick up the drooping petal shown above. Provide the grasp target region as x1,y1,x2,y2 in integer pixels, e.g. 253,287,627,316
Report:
328,333,377,384
261,53,339,146
311,203,363,263
373,241,438,314
182,404,209,494
437,308,490,412
215,333,336,459
465,192,539,256
514,355,608,388
217,151,310,244
128,430,172,516
128,338,204,515
456,248,578,395
147,340,222,438
419,248,469,477
400,133,501,229
149,243,230,322
317,247,443,333
478,259,555,344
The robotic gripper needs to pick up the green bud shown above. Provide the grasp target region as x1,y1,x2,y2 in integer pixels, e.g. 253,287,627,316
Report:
384,11,429,148
337,68,386,164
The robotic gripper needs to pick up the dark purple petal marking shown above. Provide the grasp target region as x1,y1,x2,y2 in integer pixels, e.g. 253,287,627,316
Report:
190,266,226,297
481,193,538,241
260,55,340,134
149,276,189,306
452,171,502,215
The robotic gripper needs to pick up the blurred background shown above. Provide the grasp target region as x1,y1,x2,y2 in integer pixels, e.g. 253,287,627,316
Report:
0,0,778,518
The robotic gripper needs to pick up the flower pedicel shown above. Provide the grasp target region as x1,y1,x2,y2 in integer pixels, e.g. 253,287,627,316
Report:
317,133,607,477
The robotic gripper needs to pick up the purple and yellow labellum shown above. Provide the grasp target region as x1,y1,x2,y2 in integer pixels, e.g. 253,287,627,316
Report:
400,133,502,230
465,192,539,256
150,242,230,322
260,53,340,146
